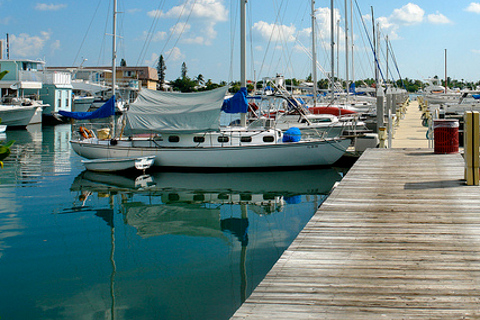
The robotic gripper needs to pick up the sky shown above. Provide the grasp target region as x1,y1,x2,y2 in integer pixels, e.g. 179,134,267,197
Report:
1,0,480,84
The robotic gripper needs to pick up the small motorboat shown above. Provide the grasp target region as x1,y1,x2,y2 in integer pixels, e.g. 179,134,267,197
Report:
82,155,155,172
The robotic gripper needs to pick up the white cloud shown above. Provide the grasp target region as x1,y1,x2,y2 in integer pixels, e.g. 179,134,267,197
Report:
149,0,228,46
166,47,185,61
145,53,158,66
427,12,452,24
465,2,480,13
171,22,191,36
315,7,343,40
147,9,162,18
50,39,60,53
253,21,297,43
140,30,167,42
127,8,141,14
10,31,51,57
159,0,228,22
35,3,67,11
390,3,424,25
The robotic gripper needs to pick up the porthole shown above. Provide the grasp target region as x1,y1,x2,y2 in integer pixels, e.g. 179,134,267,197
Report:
168,135,180,143
218,136,229,143
193,136,205,143
263,135,274,143
240,136,252,143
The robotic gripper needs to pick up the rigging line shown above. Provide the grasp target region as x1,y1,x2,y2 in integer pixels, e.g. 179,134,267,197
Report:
164,0,198,64
72,0,104,66
257,0,284,79
353,0,386,85
263,0,295,78
135,0,167,67
273,0,295,77
387,39,406,90
228,0,238,84
97,0,112,66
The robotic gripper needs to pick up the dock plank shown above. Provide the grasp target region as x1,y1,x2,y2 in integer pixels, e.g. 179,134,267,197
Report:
231,149,480,319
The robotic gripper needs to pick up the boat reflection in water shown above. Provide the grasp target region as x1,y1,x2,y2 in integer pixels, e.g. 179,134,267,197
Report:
70,168,341,319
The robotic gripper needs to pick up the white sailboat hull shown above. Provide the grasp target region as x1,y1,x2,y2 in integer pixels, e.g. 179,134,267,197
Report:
72,138,350,169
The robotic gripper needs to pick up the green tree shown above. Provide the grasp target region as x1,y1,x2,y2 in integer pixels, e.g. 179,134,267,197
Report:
181,62,188,79
156,55,167,90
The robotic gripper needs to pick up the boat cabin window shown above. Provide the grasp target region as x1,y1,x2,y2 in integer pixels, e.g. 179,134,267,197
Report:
218,136,229,143
263,136,275,143
240,136,252,143
193,136,205,143
168,135,180,143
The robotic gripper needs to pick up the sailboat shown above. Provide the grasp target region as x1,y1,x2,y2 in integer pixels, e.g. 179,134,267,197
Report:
67,0,351,170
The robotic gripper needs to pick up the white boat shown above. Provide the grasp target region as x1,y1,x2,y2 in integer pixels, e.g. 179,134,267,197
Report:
0,104,39,127
82,155,155,172
0,124,6,133
67,0,351,170
70,87,351,169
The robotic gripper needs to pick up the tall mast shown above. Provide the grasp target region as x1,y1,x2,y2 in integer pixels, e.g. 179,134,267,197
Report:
311,0,317,105
344,0,349,99
111,0,118,138
330,0,335,100
371,7,378,95
350,0,354,91
444,49,447,94
112,0,117,98
240,0,247,126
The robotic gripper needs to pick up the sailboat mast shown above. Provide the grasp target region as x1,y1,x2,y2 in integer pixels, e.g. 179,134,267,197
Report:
112,0,117,98
330,0,335,100
240,0,247,127
112,0,118,138
344,0,349,99
311,0,317,105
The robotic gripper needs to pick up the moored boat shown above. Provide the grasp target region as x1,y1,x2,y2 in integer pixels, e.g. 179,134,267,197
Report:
81,155,155,172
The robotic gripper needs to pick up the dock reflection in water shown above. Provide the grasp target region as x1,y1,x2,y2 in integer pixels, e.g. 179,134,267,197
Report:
0,125,343,320
68,168,341,319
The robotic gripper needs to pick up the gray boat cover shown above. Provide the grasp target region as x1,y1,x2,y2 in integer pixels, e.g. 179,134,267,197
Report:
125,87,228,134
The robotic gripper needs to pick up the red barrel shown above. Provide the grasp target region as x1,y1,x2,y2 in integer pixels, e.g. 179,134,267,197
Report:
433,119,459,154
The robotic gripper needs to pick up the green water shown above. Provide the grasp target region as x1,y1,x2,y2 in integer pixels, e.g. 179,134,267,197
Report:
0,124,342,320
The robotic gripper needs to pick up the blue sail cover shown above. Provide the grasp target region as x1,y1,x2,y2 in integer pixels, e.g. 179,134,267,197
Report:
221,87,248,114
59,95,115,120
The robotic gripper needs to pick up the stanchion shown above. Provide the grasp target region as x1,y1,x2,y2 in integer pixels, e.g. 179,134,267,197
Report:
464,111,479,186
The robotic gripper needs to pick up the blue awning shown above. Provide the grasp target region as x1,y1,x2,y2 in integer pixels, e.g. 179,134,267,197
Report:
59,95,115,120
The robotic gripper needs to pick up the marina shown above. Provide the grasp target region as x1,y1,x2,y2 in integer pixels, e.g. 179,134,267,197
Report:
3,0,480,319
0,125,345,320
231,101,480,319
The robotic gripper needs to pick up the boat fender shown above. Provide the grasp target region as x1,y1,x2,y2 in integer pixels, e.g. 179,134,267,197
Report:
79,126,93,139
110,139,118,146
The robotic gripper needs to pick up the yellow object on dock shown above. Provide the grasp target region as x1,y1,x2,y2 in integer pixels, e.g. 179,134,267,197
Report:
464,111,479,185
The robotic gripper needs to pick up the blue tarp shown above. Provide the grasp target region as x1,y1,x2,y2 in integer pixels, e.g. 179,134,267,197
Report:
221,87,248,114
472,94,480,100
59,95,115,120
282,127,301,142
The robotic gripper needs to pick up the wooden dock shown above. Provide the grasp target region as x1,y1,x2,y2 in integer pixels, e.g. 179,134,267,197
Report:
231,108,480,319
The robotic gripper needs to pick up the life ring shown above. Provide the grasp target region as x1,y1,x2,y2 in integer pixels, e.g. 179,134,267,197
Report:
79,126,93,139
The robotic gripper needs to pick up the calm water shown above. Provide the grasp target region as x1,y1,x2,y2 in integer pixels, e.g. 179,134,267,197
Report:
0,124,344,320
